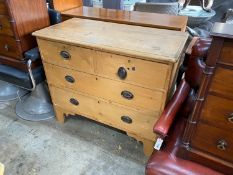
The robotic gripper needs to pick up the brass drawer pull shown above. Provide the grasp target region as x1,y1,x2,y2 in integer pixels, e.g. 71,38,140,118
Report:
4,44,9,51
121,116,132,124
60,51,71,60
121,90,134,100
217,139,227,151
228,113,233,123
70,98,79,106
65,75,75,83
118,67,127,80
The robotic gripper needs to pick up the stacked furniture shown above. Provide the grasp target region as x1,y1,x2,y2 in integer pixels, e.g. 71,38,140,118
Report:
33,18,188,155
0,0,54,120
146,22,233,174
180,22,233,174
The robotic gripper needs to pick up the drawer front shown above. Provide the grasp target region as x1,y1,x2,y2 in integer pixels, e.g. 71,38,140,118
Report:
94,51,170,90
38,39,95,74
210,67,233,99
50,86,158,140
0,15,14,36
38,39,170,90
44,63,165,111
200,95,233,131
0,35,21,58
220,41,233,66
192,123,233,162
0,2,7,15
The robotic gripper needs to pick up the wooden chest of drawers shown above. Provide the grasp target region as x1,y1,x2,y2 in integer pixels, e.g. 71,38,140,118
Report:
182,23,233,174
34,18,188,155
0,0,49,70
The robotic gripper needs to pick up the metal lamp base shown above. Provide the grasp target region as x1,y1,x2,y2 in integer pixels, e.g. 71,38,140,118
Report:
0,80,28,102
16,82,54,121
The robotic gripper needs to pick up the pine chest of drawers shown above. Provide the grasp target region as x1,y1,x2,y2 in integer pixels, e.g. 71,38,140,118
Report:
33,18,188,155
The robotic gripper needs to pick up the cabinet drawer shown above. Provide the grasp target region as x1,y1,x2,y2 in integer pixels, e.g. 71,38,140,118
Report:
192,123,233,162
38,39,170,90
0,2,7,15
0,15,13,36
94,51,170,90
38,39,95,74
210,67,233,99
200,95,233,131
220,41,233,66
50,86,158,140
44,63,165,111
0,35,21,58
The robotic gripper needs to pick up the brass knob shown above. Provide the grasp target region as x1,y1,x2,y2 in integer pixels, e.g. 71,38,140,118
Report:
217,139,227,151
60,51,71,60
228,113,233,123
117,67,127,80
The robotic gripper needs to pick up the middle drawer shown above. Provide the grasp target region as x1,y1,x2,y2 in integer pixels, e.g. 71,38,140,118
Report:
44,63,165,112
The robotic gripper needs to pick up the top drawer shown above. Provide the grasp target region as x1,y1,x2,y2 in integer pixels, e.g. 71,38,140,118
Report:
220,41,233,66
0,1,7,15
37,39,170,91
210,67,233,100
0,15,14,36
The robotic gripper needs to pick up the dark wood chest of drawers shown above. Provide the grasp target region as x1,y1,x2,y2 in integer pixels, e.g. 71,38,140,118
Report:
182,23,233,174
0,0,49,70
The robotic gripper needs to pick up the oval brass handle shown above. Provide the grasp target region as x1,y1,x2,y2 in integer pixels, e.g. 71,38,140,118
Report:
65,75,75,83
60,51,71,60
121,91,134,100
70,98,79,106
228,113,233,123
121,116,132,124
217,139,227,151
118,67,127,80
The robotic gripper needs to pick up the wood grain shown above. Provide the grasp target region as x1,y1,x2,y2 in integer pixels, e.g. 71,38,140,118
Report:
210,67,233,100
191,123,233,163
0,1,7,15
50,86,158,141
0,15,14,36
52,0,83,12
38,39,171,91
6,0,50,54
200,94,233,132
33,18,189,63
61,6,188,31
220,40,233,66
0,35,20,58
44,63,165,112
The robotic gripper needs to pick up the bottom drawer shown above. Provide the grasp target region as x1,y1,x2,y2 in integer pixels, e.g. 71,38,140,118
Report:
50,86,158,140
191,123,233,162
0,35,21,59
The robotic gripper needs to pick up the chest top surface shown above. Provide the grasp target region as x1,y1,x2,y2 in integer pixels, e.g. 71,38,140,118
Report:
61,6,188,31
33,18,188,63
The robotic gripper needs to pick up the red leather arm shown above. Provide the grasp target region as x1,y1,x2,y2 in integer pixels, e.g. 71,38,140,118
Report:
153,79,190,138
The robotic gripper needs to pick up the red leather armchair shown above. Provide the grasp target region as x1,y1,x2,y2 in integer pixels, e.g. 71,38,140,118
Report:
145,38,223,175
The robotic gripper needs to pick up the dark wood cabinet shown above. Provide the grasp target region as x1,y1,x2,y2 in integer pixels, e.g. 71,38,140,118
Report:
0,0,49,70
181,23,233,175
